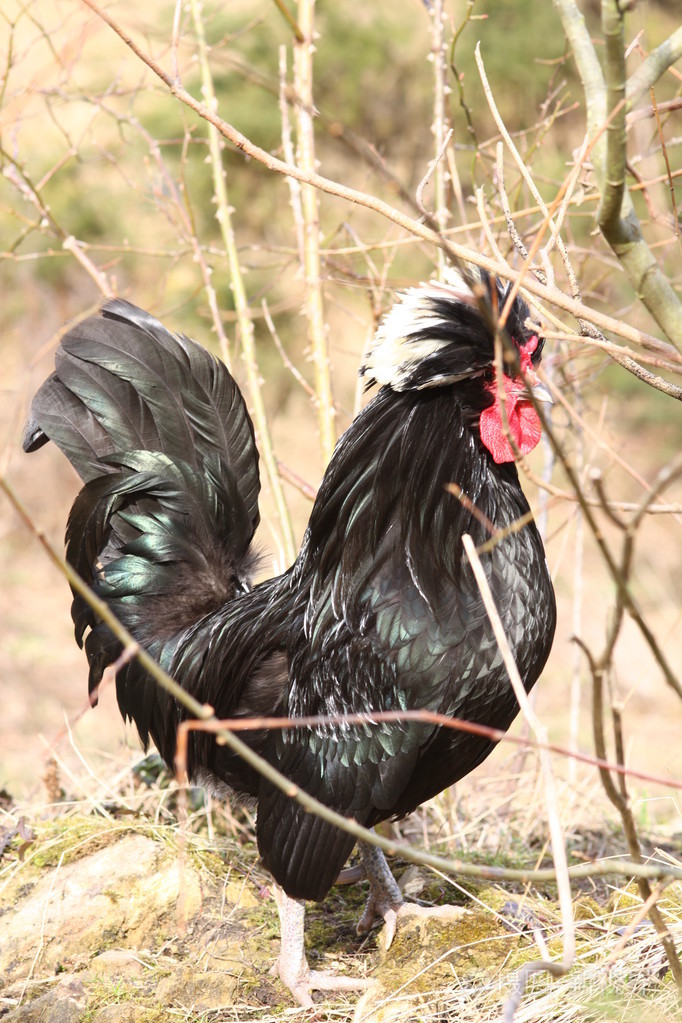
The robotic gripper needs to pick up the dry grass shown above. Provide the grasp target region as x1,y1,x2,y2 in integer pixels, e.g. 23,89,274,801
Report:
2,745,681,1022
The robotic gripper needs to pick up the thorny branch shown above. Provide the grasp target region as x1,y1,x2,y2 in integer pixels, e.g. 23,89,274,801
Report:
76,0,682,362
188,0,296,565
293,0,336,465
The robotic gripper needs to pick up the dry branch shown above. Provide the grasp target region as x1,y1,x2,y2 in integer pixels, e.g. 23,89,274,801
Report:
77,0,682,360
554,0,682,348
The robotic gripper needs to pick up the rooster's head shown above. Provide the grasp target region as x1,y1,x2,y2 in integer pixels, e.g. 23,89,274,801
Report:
361,265,550,464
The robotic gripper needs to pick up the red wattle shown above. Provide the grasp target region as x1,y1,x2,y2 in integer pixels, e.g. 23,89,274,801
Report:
479,396,542,464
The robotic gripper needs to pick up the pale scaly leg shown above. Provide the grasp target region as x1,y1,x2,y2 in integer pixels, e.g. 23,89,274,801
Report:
272,882,372,1007
355,840,404,948
355,841,468,949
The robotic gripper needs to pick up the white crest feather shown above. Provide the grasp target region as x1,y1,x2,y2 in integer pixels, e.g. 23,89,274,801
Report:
362,265,484,390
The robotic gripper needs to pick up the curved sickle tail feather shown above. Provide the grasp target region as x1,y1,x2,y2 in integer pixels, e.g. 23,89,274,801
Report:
23,299,261,753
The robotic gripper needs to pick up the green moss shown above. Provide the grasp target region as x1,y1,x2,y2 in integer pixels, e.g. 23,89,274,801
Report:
574,895,605,921
81,973,167,1023
30,816,132,869
607,882,645,917
659,883,682,915
371,908,530,995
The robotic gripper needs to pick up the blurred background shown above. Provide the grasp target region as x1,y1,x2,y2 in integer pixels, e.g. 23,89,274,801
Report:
1,0,681,844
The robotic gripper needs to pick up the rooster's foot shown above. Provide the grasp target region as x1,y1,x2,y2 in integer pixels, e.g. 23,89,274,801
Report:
273,882,371,1007
355,841,404,949
355,842,469,950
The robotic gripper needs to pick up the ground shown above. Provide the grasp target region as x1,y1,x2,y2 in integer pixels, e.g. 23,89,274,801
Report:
2,756,682,1023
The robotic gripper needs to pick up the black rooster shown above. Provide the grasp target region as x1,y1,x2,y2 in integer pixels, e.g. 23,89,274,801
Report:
24,267,556,1005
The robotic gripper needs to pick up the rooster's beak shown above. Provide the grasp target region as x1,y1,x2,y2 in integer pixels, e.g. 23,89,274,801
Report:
524,375,553,405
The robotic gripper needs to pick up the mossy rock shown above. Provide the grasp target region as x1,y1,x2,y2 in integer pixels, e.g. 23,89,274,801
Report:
28,816,130,869
372,906,530,990
353,905,528,1022
607,881,644,916
0,832,202,982
573,894,604,921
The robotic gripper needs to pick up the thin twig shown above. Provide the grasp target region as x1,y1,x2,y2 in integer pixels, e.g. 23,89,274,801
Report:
416,128,454,223
262,298,315,398
475,41,585,298
294,0,336,465
189,0,296,565
461,535,575,1012
425,0,450,276
649,87,681,245
76,0,682,358
587,635,682,987
278,46,305,266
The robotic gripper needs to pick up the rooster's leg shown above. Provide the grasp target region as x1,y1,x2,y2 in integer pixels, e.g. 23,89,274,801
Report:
355,841,468,949
273,882,371,1006
355,840,404,948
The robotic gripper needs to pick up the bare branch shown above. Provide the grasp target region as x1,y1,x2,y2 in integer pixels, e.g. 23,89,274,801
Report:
627,24,682,108
189,0,296,564
554,0,682,348
77,0,682,357
294,0,336,465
